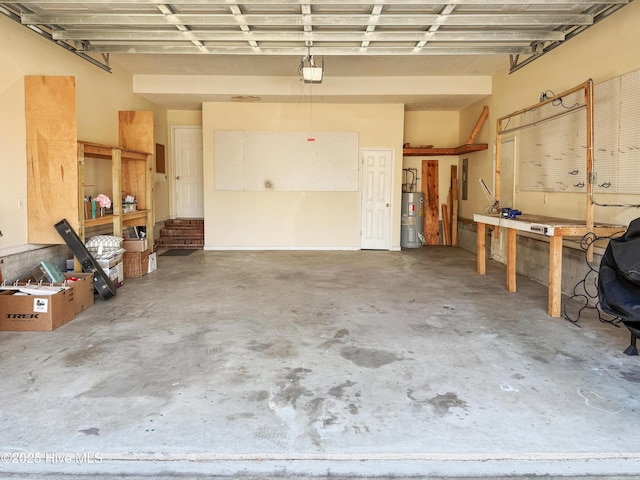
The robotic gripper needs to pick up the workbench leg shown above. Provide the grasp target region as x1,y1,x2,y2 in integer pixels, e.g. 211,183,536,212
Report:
507,228,517,292
548,236,563,317
476,222,486,274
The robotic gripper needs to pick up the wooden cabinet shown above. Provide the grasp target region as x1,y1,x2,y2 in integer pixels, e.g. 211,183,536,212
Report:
25,75,154,247
26,76,79,244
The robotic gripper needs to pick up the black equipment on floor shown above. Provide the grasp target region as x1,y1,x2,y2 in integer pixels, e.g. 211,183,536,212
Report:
598,217,640,355
54,219,116,300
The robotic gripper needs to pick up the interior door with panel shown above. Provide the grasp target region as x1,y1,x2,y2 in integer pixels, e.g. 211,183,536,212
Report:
173,126,204,218
361,149,393,250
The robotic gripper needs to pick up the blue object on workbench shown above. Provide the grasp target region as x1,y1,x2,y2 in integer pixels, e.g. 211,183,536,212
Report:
501,208,522,219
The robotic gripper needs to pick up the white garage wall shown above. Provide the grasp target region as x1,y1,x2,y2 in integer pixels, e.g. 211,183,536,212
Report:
202,102,405,250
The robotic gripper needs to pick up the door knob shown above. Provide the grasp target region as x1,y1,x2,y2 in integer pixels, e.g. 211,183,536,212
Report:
176,176,181,180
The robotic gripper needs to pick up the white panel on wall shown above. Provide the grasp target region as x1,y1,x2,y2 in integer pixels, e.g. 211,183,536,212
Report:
517,69,640,195
214,131,244,190
214,130,359,191
592,69,640,194
518,89,587,193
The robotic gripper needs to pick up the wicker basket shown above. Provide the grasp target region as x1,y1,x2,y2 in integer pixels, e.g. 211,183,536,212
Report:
123,251,150,278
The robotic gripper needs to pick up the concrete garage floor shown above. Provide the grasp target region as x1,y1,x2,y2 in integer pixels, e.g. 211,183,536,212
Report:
1,247,640,479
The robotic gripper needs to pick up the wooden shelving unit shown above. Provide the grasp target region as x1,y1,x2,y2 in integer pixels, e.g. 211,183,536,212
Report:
78,141,154,244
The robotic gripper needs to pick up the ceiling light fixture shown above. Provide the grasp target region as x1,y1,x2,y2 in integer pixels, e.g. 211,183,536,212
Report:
299,44,324,84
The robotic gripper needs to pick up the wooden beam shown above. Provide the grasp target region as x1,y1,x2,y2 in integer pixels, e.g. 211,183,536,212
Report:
452,177,459,246
466,106,489,145
553,226,625,237
422,160,439,245
585,80,595,262
476,222,486,274
507,228,517,292
450,165,458,246
404,143,487,156
442,204,451,246
548,236,563,317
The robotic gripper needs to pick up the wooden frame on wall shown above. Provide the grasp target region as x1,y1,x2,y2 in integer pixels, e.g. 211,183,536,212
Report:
156,143,166,174
495,79,595,233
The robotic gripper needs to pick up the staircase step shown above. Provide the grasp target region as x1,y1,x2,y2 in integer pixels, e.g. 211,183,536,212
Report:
165,219,204,227
160,228,204,237
155,239,204,248
156,236,204,243
156,219,204,250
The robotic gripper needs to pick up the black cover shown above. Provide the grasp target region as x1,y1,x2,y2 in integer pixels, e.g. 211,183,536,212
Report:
54,219,116,300
598,217,640,320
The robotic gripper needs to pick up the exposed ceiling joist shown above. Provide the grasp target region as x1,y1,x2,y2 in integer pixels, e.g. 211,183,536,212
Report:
0,0,632,81
21,13,596,27
82,45,535,55
0,0,630,4
51,30,567,43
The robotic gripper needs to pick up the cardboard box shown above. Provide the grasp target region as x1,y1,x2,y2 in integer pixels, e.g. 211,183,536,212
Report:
97,253,124,288
0,288,75,331
105,262,124,288
123,238,148,252
64,272,94,314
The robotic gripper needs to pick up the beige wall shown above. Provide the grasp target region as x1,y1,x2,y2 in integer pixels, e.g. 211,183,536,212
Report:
404,110,460,148
403,111,460,220
202,102,404,249
0,15,167,255
459,0,640,226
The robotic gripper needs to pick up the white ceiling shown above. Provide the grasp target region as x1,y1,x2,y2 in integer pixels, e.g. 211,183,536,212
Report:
1,0,632,110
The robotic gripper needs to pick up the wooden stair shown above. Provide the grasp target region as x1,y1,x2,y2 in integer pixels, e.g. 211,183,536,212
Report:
155,219,204,249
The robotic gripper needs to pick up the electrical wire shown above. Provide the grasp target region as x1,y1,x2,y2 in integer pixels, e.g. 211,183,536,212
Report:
548,91,582,110
563,230,626,327
482,200,501,214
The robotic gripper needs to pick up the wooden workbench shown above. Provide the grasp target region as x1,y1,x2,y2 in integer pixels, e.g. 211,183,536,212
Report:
473,213,624,317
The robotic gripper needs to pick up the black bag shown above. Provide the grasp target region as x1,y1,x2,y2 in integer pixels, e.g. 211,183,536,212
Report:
598,217,640,354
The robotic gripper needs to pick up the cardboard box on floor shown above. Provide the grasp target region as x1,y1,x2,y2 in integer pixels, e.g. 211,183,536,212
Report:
64,272,94,314
97,254,124,288
0,288,75,331
123,238,148,252
106,262,124,287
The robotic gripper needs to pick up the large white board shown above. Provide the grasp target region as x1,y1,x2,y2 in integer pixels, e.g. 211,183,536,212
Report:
214,130,359,191
518,69,640,195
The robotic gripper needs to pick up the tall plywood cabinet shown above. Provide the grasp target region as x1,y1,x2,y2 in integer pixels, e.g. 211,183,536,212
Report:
25,76,154,247
26,76,79,244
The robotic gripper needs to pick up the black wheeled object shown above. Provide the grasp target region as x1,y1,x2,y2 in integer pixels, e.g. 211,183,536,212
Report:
54,219,116,299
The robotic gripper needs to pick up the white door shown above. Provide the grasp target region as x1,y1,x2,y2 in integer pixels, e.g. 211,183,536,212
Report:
361,149,393,250
173,127,204,218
